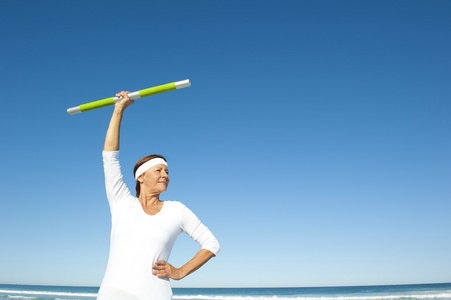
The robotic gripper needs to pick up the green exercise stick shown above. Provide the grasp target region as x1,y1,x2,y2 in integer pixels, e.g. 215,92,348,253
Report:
67,79,191,115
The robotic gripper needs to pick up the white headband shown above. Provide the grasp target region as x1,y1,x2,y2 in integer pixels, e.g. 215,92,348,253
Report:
135,158,168,180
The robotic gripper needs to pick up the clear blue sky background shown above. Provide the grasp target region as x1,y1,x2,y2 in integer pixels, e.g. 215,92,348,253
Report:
0,0,450,288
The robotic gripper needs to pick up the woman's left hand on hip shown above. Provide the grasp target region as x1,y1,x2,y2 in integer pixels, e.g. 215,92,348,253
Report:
152,261,183,280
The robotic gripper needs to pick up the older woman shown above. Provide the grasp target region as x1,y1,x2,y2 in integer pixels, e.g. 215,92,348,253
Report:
97,91,220,300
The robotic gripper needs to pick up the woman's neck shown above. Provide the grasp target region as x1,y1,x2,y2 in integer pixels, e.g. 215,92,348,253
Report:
139,193,163,215
139,192,161,206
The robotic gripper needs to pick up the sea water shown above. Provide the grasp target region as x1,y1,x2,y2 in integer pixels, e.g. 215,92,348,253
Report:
0,282,450,300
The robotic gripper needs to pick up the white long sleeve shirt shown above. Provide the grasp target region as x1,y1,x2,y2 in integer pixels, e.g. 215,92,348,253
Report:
97,151,220,300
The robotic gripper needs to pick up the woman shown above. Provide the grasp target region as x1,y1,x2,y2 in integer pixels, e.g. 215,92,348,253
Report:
97,91,220,300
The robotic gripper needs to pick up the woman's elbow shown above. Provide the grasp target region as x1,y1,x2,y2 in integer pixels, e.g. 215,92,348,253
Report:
207,239,220,256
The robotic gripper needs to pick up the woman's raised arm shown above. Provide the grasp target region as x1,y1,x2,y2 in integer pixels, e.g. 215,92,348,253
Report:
104,91,134,151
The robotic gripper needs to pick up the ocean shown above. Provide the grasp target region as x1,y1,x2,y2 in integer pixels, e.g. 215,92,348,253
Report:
0,282,450,300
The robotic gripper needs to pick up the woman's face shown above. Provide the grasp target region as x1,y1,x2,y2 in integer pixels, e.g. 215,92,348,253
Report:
140,164,170,194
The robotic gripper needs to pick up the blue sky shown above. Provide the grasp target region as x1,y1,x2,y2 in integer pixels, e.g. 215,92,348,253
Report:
0,0,450,288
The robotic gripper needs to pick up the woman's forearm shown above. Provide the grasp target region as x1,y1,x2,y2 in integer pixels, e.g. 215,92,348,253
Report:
104,108,124,151
153,249,216,280
103,92,133,152
179,249,216,279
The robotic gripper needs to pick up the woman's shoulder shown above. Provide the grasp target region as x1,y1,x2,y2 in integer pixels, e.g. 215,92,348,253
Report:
163,200,186,209
163,201,192,215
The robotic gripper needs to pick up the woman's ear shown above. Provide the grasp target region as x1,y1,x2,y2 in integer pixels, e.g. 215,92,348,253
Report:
138,175,144,184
